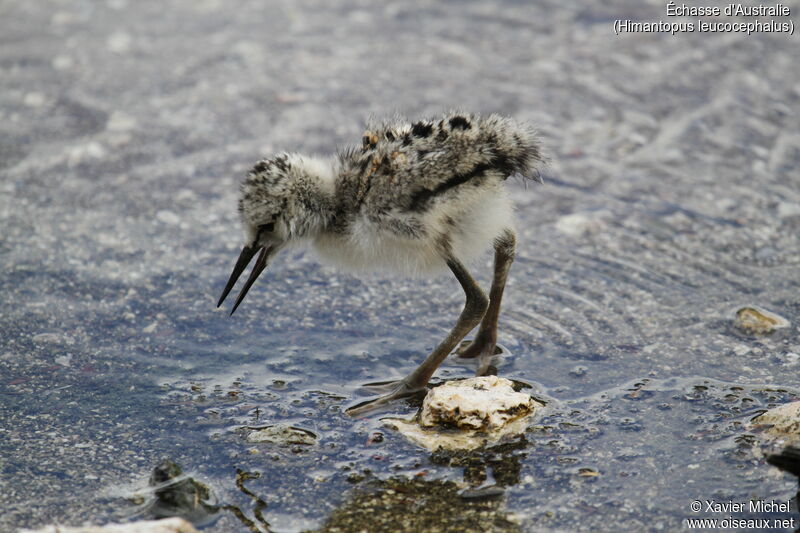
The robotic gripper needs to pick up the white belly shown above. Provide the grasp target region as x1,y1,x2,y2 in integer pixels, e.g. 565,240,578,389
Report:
313,186,514,277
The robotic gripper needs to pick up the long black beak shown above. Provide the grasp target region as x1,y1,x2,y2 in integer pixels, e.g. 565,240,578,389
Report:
217,244,273,315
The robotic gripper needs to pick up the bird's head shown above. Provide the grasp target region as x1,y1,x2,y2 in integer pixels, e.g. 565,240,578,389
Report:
217,153,336,314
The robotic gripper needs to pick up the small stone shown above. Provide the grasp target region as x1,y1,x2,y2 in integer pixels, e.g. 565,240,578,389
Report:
23,92,46,107
67,142,107,164
732,344,750,356
554,212,606,238
459,486,505,500
52,55,74,70
33,332,74,344
781,352,800,365
20,517,199,533
733,306,790,335
246,424,316,446
777,201,800,218
569,365,587,377
346,472,365,483
107,31,132,53
107,111,138,132
156,210,181,226
146,460,214,523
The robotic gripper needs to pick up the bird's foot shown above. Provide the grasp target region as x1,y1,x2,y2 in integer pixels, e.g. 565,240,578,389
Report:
454,337,505,377
346,379,428,416
454,336,502,359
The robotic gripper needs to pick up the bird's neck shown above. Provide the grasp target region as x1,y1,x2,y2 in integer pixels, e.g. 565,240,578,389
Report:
288,155,339,238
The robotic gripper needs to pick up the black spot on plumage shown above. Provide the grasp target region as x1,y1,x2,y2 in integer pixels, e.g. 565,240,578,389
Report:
411,122,433,138
274,155,288,172
253,161,269,173
362,133,378,149
378,155,390,171
436,120,448,141
402,133,412,146
385,131,395,141
408,161,494,212
491,149,516,177
448,116,471,130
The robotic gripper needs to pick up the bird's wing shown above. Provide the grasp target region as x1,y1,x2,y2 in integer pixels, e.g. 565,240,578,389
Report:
338,112,544,213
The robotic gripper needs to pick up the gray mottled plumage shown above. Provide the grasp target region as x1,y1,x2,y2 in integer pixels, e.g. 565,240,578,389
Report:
220,111,544,415
338,112,541,217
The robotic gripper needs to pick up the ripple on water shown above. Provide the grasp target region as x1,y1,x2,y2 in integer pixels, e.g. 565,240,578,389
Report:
144,371,800,531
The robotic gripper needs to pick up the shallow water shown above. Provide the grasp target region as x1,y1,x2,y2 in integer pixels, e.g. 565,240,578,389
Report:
2,0,799,531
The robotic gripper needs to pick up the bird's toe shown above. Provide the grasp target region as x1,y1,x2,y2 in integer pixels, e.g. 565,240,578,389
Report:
454,338,503,359
360,379,412,394
346,379,427,416
454,340,508,377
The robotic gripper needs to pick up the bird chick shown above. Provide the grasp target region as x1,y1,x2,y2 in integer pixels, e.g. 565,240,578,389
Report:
218,112,544,415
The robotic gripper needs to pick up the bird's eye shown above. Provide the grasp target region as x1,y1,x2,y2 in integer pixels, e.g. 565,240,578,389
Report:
258,222,275,234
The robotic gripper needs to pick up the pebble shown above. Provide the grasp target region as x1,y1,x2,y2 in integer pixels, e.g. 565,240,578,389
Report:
420,376,536,430
752,401,800,444
107,32,132,54
246,424,317,446
23,92,46,107
732,306,789,335
554,212,606,238
156,210,181,226
386,376,544,452
21,518,198,533
107,111,137,132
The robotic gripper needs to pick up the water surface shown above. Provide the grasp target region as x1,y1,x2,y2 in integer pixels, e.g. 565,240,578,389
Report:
1,1,799,531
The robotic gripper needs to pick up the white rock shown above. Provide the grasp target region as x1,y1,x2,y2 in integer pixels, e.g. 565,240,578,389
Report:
752,401,800,444
778,201,800,218
554,212,606,238
386,376,543,451
420,376,535,430
107,32,132,53
156,210,181,226
732,306,790,335
781,352,800,365
21,517,199,533
33,332,74,344
107,111,138,132
67,142,107,165
23,92,46,107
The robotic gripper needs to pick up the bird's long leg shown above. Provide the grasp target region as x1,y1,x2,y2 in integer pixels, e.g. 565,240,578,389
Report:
456,228,516,376
346,257,488,416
